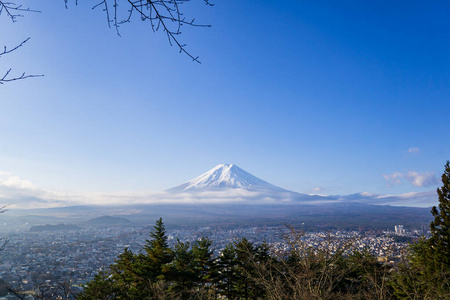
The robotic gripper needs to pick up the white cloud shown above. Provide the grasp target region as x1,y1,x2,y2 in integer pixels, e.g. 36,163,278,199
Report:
2,176,37,190
382,172,403,186
0,171,36,190
0,171,78,209
375,191,437,207
407,147,420,154
382,171,437,187
312,187,322,192
405,171,438,187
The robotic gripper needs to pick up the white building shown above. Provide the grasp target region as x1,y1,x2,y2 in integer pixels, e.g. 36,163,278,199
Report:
395,225,404,236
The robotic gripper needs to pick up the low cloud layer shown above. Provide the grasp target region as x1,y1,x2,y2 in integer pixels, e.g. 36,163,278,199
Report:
0,170,440,210
335,191,437,207
383,171,438,187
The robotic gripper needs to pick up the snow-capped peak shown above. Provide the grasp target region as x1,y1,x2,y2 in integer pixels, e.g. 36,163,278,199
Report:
167,164,289,193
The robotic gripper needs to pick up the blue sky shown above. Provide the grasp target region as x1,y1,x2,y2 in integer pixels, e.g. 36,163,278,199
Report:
1,0,449,207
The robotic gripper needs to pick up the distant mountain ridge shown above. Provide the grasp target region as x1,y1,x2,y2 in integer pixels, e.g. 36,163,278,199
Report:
87,215,131,225
29,223,80,232
167,164,291,193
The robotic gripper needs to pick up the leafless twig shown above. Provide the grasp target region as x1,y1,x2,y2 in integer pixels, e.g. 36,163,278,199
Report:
88,0,213,63
0,38,44,84
0,205,9,253
0,37,29,57
0,1,40,22
1,2,42,84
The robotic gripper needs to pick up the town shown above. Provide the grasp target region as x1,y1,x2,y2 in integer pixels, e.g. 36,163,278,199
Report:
0,222,424,297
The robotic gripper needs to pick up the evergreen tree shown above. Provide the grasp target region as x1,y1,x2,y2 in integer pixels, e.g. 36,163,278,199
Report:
143,217,174,281
168,237,217,299
79,218,175,299
78,271,118,300
191,237,216,288
213,239,269,299
428,161,450,269
169,239,196,292
215,244,239,299
109,248,154,299
392,161,450,299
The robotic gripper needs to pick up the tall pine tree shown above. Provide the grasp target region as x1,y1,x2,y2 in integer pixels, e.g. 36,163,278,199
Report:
392,161,450,299
143,217,174,281
428,161,450,269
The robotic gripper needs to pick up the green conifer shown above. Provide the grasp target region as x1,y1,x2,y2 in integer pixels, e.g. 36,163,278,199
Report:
428,161,450,269
392,161,450,299
143,217,174,281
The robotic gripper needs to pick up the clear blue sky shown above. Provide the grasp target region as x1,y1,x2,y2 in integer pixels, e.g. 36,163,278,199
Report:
1,1,449,205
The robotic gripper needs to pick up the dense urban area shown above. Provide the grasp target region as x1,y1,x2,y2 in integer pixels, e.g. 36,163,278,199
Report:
0,221,424,298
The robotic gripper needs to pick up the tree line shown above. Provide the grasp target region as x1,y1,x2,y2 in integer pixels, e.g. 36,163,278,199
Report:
77,217,389,300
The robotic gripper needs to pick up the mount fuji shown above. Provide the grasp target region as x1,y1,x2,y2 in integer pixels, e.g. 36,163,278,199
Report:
167,164,292,194
164,164,328,205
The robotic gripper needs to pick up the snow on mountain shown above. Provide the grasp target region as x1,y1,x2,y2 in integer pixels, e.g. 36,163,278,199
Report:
167,164,291,193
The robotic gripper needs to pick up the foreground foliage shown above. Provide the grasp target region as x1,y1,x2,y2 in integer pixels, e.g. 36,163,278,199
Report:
78,219,392,300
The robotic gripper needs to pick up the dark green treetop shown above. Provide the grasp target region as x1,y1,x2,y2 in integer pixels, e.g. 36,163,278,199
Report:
146,217,169,251
143,217,173,281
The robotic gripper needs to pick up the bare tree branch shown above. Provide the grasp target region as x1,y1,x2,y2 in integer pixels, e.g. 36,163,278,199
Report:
0,207,8,253
7,288,26,300
1,3,42,84
87,0,213,63
0,37,29,57
0,38,44,84
0,68,43,84
0,1,40,22
1,0,212,86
